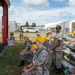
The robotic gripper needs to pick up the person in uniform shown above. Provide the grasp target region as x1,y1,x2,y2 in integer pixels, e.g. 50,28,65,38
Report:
18,34,32,66
7,32,15,46
36,32,40,37
71,31,75,38
44,37,53,69
51,25,63,74
44,38,51,49
22,44,38,75
22,36,50,75
19,26,24,41
10,32,15,40
47,30,52,38
46,31,48,37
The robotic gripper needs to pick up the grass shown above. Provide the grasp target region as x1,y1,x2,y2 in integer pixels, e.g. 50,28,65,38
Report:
0,41,25,75
0,41,65,75
0,36,2,42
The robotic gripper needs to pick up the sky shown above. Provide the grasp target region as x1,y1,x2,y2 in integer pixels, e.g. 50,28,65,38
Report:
0,0,75,25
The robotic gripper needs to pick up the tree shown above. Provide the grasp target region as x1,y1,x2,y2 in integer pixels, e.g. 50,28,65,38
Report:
31,23,36,27
25,21,30,27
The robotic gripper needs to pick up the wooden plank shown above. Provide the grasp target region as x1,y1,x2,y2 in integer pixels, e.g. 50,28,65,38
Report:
61,59,74,69
63,50,75,58
64,56,75,66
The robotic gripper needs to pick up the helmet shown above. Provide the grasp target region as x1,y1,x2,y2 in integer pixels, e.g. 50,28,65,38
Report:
46,31,48,34
47,30,52,33
73,31,75,35
51,38,54,42
31,44,38,50
36,32,39,35
36,33,40,36
45,38,50,41
36,36,45,44
24,34,29,39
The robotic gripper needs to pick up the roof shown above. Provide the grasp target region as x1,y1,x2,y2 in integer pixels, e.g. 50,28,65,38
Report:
4,0,10,6
44,21,63,29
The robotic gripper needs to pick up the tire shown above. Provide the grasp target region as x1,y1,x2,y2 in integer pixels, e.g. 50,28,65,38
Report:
35,31,38,33
26,31,29,33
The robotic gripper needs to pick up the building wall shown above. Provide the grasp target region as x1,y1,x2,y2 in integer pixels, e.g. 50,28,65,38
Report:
69,19,75,33
0,21,18,32
44,19,75,33
9,21,18,32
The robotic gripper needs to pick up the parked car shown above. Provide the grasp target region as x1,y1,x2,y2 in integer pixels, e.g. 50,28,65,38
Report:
23,27,39,33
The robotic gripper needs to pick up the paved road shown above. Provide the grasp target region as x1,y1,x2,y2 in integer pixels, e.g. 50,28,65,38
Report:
0,30,46,37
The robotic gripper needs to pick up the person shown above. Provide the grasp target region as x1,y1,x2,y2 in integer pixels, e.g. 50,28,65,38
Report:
44,38,51,49
18,34,32,67
71,31,75,38
10,32,15,39
51,25,63,74
47,30,53,38
22,36,50,75
22,44,38,75
44,37,53,69
46,31,48,37
36,32,40,37
19,26,24,41
7,32,15,46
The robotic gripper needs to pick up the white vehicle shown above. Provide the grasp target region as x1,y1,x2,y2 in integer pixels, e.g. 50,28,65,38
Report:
24,27,39,33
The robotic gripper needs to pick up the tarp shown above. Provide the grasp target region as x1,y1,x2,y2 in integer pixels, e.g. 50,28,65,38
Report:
44,21,63,29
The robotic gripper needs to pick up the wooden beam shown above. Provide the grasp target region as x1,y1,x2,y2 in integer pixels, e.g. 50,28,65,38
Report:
4,0,10,6
0,1,3,6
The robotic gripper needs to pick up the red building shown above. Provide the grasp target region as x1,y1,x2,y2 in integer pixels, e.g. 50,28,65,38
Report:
0,0,10,44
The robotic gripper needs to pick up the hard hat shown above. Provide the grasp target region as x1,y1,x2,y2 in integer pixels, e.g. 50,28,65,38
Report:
36,32,39,35
36,33,40,35
51,38,54,41
45,38,50,41
31,44,38,50
47,30,52,33
46,31,48,34
73,31,75,35
42,36,45,38
36,36,45,44
24,34,29,39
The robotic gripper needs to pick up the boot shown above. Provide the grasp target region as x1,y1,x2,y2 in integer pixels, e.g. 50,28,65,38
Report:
18,61,24,67
53,68,61,74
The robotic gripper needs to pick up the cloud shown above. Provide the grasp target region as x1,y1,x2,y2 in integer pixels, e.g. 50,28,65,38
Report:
68,0,75,6
8,3,75,25
59,7,75,16
51,0,65,2
22,0,49,8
